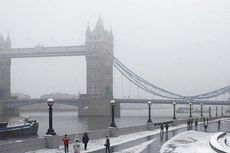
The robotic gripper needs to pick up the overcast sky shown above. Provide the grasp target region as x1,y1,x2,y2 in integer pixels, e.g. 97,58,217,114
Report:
0,0,230,98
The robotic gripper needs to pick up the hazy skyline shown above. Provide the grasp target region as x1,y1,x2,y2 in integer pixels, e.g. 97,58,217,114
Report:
0,0,230,98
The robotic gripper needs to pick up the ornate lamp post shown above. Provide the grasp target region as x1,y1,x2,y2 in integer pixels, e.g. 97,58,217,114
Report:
200,103,203,117
221,106,224,116
110,100,117,127
216,106,218,117
209,106,211,118
46,98,56,135
147,101,152,123
189,102,192,117
173,102,176,120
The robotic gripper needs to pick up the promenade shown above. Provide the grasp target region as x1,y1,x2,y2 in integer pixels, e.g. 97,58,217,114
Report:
23,116,230,153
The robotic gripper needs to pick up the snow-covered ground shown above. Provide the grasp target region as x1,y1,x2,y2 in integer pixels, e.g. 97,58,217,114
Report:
160,131,216,153
26,118,230,153
26,130,160,153
26,123,189,153
216,133,230,152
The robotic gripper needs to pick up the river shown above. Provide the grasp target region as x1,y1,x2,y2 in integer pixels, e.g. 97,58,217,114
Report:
0,103,229,144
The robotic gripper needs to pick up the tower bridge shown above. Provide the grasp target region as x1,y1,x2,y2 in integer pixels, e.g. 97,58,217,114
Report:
0,18,230,116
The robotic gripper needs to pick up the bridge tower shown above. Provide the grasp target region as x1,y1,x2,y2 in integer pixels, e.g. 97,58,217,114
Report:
79,18,120,116
0,33,11,115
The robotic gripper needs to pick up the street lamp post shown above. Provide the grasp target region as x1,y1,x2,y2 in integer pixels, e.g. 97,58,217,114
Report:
221,106,224,116
200,103,203,117
173,102,176,120
189,102,192,118
110,100,117,127
147,101,152,123
46,98,56,135
209,106,211,118
216,106,218,117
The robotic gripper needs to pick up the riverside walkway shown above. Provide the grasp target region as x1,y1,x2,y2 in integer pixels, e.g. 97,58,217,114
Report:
20,116,230,153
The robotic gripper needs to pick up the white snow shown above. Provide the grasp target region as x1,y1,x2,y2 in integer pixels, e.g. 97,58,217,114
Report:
160,131,216,153
26,118,230,153
26,124,187,153
113,139,156,153
216,133,230,152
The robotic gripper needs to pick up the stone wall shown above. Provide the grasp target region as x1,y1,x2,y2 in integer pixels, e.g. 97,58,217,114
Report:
0,137,46,153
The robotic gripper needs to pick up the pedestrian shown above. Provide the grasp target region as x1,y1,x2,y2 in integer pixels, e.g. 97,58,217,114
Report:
63,134,70,153
73,137,81,153
187,120,190,127
82,132,89,150
165,123,169,131
160,123,164,133
190,118,193,126
218,120,221,130
195,119,198,127
104,136,110,153
204,124,208,132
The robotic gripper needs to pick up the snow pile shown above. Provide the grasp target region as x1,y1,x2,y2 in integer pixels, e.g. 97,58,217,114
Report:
160,131,216,153
215,133,230,152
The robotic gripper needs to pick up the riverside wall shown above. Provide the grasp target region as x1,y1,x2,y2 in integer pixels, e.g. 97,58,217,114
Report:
0,116,229,153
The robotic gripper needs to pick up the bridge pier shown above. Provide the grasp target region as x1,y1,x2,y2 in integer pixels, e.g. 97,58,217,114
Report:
78,18,120,116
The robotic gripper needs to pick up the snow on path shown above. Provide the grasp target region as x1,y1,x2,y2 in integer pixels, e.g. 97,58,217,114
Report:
160,131,216,153
113,139,157,153
26,118,229,153
26,124,186,153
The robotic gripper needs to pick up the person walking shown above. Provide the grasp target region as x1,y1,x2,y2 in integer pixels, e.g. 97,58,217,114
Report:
195,119,198,127
218,120,221,130
73,137,81,153
160,123,164,133
104,136,110,153
165,123,169,132
63,134,70,153
82,132,89,150
194,118,198,130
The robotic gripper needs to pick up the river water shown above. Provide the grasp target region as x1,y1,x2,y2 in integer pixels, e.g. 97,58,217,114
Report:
0,103,229,144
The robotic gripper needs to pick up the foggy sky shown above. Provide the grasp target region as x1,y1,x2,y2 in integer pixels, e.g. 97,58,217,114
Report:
0,0,230,98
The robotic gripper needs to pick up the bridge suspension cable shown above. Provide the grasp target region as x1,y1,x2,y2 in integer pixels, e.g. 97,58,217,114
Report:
113,57,185,99
113,56,230,101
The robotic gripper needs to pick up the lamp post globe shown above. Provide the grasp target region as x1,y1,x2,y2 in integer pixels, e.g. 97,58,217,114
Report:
110,100,117,127
47,98,54,107
46,98,56,135
173,102,176,120
111,99,115,105
147,101,152,123
189,102,192,118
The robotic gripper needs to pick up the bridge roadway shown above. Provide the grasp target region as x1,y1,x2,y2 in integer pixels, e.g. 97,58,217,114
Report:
115,98,230,105
0,45,86,58
3,98,230,109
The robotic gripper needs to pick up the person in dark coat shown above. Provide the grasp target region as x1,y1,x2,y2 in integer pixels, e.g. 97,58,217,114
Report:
160,123,164,132
104,136,110,153
218,120,221,130
82,132,89,150
195,118,198,127
165,124,169,131
187,119,190,127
